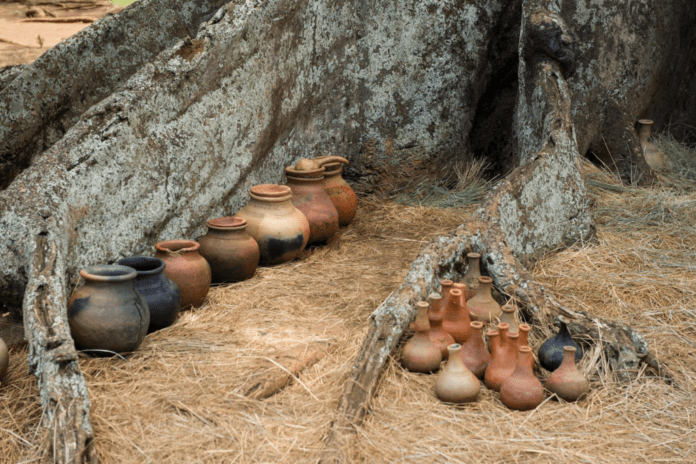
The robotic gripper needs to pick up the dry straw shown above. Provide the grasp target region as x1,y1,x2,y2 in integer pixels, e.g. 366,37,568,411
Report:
2,146,696,462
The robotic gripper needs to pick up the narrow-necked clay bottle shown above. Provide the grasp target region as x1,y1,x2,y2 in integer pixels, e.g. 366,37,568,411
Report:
484,323,518,391
499,304,519,334
434,344,480,403
462,252,482,300
500,346,545,411
401,302,442,373
460,321,490,379
442,288,472,343
284,166,339,244
545,346,589,402
518,323,531,348
438,280,454,313
197,216,260,283
0,337,8,382
155,240,212,309
321,161,358,226
427,294,455,358
637,119,665,170
467,276,501,323
538,319,582,371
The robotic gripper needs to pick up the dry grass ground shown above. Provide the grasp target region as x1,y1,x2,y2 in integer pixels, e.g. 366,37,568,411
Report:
2,135,696,463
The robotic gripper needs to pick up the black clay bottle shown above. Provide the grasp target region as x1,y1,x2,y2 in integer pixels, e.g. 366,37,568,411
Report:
538,318,582,371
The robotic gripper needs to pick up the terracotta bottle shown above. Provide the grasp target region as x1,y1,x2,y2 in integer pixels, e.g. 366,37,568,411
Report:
401,301,442,373
545,346,589,402
434,344,480,403
155,240,211,309
499,304,519,334
235,184,310,264
284,166,339,244
538,319,582,371
321,161,358,226
68,265,150,354
637,119,665,170
427,294,455,358
518,323,531,348
438,280,454,313
467,276,501,323
197,216,260,283
500,346,545,411
0,336,8,382
442,288,472,343
460,321,490,379
462,252,482,300
484,323,518,391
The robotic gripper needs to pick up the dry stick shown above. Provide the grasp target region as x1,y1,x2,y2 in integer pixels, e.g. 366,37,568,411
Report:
21,17,96,23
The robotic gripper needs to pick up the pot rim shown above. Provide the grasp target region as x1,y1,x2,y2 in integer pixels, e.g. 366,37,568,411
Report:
249,184,293,202
155,240,200,254
322,162,343,175
206,216,247,230
116,256,165,275
80,264,137,282
638,119,654,125
285,166,324,179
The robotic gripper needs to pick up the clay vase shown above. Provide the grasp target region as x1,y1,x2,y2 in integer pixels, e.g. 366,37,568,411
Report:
518,323,531,348
538,319,582,372
637,119,665,170
545,346,590,402
197,216,260,283
467,276,501,323
462,252,482,300
438,280,454,312
235,184,310,264
401,301,442,373
67,265,150,354
116,256,182,333
322,162,358,226
434,344,480,403
484,323,519,391
285,166,339,244
499,304,519,334
154,240,211,309
442,288,472,343
500,346,545,411
460,321,490,379
427,294,455,358
0,337,8,381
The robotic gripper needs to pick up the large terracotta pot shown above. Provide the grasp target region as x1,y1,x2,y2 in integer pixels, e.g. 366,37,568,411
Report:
154,240,211,309
197,216,260,283
460,321,490,379
426,294,455,358
500,346,545,411
67,265,150,354
321,162,358,226
116,256,182,333
545,346,589,402
284,166,339,244
0,337,8,381
434,344,480,403
235,184,310,265
401,301,442,373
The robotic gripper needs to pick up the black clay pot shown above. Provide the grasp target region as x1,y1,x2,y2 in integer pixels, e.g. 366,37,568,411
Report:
68,265,150,354
538,319,582,371
117,256,182,333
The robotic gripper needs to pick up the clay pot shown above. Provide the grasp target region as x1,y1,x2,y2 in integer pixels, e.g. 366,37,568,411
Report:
438,280,454,312
322,162,358,226
500,346,545,411
434,344,480,403
401,301,442,373
285,167,339,244
460,321,490,379
67,265,150,354
427,294,455,358
499,304,519,334
538,319,582,372
518,323,531,348
442,288,472,343
235,184,310,264
116,256,182,333
637,119,665,170
467,276,501,323
462,252,482,300
0,337,8,381
197,216,260,283
545,346,589,402
154,240,211,309
484,323,518,391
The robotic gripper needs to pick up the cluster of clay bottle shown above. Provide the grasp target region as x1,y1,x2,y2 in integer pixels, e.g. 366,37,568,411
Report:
65,155,358,356
400,252,590,409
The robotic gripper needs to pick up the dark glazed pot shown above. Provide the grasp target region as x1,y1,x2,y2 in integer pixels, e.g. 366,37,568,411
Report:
284,166,339,244
321,162,358,226
67,265,150,354
0,337,8,381
155,240,211,309
197,216,260,283
538,319,582,372
236,184,310,264
117,256,182,333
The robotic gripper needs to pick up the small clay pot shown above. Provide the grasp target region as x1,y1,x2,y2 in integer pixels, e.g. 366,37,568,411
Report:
462,252,482,300
197,216,260,283
322,162,358,226
467,276,502,323
500,346,545,411
401,301,442,373
285,167,339,244
538,319,582,372
460,321,490,379
499,304,519,334
0,337,8,382
637,119,665,170
545,346,589,402
236,184,310,264
155,240,211,309
435,344,480,403
427,294,455,358
442,288,472,343
117,256,182,333
67,265,150,354
484,323,518,391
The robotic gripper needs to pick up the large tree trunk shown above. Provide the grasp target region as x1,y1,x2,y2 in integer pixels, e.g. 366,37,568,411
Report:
1,0,695,461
